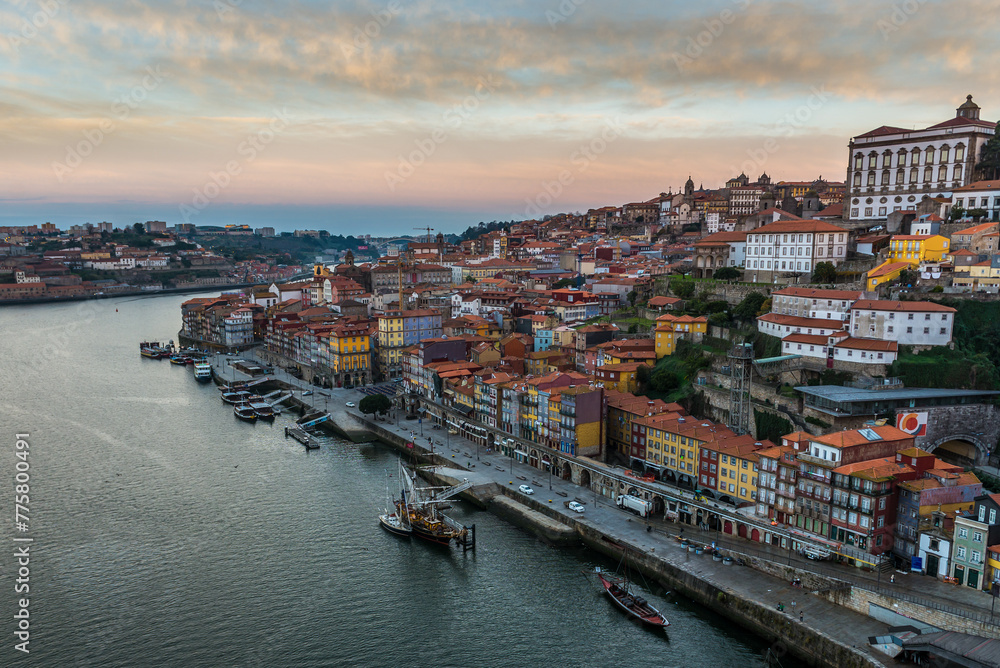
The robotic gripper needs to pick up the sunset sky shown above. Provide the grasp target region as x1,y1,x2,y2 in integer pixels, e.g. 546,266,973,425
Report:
2,0,998,235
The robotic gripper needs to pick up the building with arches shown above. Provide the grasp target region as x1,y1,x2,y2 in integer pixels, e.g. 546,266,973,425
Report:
845,96,996,224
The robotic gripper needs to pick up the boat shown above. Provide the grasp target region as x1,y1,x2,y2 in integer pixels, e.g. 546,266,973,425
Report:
193,363,213,383
393,466,472,547
234,403,258,422
379,471,412,537
139,341,170,358
221,390,252,405
593,552,669,628
169,355,191,365
249,400,275,420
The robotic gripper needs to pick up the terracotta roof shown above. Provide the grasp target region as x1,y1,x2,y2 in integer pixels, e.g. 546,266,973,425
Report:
811,425,912,449
954,222,999,235
954,181,1000,193
836,337,898,352
854,125,910,139
851,299,956,313
867,261,910,279
772,287,863,301
925,116,996,131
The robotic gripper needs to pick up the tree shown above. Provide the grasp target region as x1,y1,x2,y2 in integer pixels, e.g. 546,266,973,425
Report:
976,121,1000,181
948,205,968,223
636,364,651,388
359,394,392,418
627,290,638,306
968,208,989,222
650,368,682,393
812,261,837,283
734,291,767,321
670,277,696,299
714,266,740,281
132,222,144,234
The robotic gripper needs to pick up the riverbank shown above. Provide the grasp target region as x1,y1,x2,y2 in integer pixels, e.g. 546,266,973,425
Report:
205,352,895,666
0,282,253,306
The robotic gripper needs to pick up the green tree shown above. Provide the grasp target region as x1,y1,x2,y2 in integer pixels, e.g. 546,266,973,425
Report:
132,222,144,234
812,261,837,283
976,121,1000,181
627,290,638,306
670,277,696,299
636,364,651,388
651,368,682,393
968,208,989,222
948,205,968,223
734,291,767,321
714,266,740,281
359,394,391,418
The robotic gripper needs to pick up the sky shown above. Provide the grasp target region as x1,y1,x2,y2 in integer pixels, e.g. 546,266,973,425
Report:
1,0,998,236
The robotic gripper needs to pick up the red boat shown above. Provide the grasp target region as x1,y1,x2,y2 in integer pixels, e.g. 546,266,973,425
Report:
594,560,669,627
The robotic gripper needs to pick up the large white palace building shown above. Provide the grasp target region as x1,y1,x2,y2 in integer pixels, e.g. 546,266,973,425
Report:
845,96,995,224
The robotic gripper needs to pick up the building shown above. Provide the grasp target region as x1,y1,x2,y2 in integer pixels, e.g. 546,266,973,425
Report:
953,181,1000,222
848,300,956,347
745,220,848,282
327,320,373,387
865,261,911,292
769,287,862,322
887,235,950,267
951,493,1000,590
654,314,708,358
845,96,996,224
377,309,443,378
950,221,999,250
779,332,898,365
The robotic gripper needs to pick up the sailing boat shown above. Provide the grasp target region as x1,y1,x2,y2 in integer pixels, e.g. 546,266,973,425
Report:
378,469,412,538
594,550,669,627
393,465,470,547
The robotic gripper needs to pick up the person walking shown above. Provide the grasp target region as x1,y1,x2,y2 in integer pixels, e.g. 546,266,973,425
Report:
890,574,895,584
799,612,804,622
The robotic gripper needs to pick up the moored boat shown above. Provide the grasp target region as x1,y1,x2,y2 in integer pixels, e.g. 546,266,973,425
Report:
594,557,669,628
378,511,412,538
249,400,275,420
193,363,213,383
169,355,191,365
234,403,258,422
221,390,252,404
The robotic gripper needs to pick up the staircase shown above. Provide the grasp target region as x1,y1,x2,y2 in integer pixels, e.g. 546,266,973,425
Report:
431,478,473,502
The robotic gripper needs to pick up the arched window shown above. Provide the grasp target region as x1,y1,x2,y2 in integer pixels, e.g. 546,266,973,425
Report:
854,153,863,170
911,148,921,166
954,164,963,181
937,165,948,181
853,173,862,186
939,145,950,163
896,169,904,184
909,168,918,183
924,166,933,182
867,171,876,186
956,144,966,161
925,146,935,165
881,170,890,185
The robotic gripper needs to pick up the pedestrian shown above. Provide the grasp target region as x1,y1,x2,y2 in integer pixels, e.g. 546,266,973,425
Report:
890,574,895,584
799,612,803,622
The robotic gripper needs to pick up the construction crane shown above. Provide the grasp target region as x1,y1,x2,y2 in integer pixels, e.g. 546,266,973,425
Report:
413,226,434,243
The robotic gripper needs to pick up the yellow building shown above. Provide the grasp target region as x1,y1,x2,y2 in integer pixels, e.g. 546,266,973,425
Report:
327,321,372,386
888,234,950,267
968,259,1000,292
593,362,645,394
378,312,405,377
654,315,708,358
715,442,761,505
865,260,911,291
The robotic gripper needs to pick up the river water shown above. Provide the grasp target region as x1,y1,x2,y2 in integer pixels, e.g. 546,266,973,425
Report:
0,294,772,666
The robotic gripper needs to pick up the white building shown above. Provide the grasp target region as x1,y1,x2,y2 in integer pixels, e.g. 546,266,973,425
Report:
849,300,956,347
781,332,898,365
954,181,1000,222
757,313,845,338
729,185,768,216
769,287,863,321
223,308,254,347
845,96,996,224
745,220,849,281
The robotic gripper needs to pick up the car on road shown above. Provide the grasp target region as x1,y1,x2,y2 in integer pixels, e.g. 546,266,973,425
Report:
345,401,355,408
302,390,313,396
567,501,585,513
518,484,534,495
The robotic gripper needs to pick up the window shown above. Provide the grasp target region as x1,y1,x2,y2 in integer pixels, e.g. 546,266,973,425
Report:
957,546,967,560
974,531,984,543
991,509,997,524
906,327,913,334
959,528,969,539
940,328,947,335
973,550,982,564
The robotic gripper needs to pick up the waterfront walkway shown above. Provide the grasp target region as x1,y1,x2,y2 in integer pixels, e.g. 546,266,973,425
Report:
208,350,996,662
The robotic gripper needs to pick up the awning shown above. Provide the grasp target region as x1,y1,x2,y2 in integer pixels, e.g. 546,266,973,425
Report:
514,450,529,457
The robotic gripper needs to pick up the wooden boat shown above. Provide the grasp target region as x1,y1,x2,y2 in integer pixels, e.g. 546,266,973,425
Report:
234,403,258,422
170,355,190,365
249,400,275,420
593,552,669,627
379,511,412,537
222,390,252,405
398,503,462,546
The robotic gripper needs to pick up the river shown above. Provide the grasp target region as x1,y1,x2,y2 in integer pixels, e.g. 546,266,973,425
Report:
0,294,773,666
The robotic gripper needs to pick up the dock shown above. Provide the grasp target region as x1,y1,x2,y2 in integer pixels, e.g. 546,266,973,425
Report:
284,425,319,449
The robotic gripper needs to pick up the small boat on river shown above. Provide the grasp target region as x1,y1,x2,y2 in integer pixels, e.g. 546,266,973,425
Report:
234,403,258,422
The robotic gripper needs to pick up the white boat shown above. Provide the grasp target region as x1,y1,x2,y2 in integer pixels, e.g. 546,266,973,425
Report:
193,363,213,383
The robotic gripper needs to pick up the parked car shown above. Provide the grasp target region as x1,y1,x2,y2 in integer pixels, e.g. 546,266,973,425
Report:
345,402,355,408
518,484,534,495
567,501,585,513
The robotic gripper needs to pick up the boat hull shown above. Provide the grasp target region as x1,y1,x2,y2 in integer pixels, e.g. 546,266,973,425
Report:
379,513,412,538
597,573,669,627
409,524,454,546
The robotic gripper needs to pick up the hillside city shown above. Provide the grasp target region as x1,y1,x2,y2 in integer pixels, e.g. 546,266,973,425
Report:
8,95,1000,592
